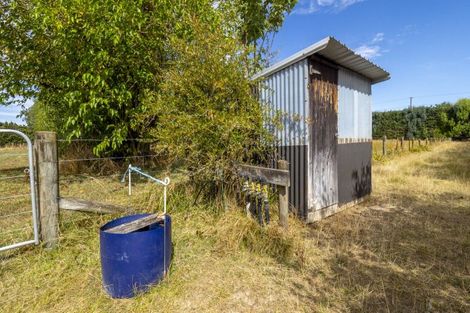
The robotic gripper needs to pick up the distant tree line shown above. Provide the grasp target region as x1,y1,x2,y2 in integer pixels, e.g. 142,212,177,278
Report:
372,98,470,140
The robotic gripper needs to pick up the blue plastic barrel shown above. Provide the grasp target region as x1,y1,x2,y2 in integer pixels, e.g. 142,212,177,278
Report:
99,213,172,298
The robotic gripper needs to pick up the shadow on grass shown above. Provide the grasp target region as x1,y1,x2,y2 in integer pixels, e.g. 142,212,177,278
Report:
294,142,470,312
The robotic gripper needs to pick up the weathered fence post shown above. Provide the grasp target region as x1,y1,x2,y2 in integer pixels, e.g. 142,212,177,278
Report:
382,135,387,156
418,139,421,147
35,131,59,248
411,138,415,149
400,137,404,151
277,160,289,228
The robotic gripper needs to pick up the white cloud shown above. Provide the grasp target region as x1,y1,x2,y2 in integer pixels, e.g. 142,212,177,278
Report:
354,45,382,59
0,112,19,117
294,0,364,14
354,32,386,59
372,32,384,43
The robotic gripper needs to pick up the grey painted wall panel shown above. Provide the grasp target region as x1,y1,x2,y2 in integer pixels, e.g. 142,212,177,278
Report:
337,142,372,204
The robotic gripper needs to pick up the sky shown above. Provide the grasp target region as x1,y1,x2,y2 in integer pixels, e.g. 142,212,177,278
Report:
271,0,470,111
2,0,470,123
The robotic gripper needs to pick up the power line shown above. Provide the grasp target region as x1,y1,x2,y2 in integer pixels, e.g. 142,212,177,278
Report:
375,91,470,106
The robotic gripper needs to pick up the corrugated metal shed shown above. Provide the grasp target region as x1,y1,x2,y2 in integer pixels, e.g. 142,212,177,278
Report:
254,36,389,221
253,36,390,84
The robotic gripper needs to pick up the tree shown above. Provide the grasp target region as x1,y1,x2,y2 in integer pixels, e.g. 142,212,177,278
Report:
231,0,296,45
140,18,274,191
1,0,295,154
217,0,297,70
441,99,470,139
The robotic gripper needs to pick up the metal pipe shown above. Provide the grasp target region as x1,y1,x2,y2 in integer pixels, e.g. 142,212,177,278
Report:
128,164,132,196
263,185,270,225
121,164,171,275
0,240,37,252
250,182,257,217
242,180,251,217
0,129,39,248
256,184,263,225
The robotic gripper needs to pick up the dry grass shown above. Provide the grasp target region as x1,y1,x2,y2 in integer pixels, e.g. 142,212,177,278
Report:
372,138,433,161
1,141,469,312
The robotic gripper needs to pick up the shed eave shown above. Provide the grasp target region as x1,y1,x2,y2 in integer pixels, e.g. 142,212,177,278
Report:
253,36,390,84
251,37,330,80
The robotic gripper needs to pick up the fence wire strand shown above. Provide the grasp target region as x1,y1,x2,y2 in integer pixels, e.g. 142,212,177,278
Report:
0,193,30,201
0,153,28,157
0,175,25,181
0,211,31,219
58,138,157,143
1,226,32,235
59,154,159,163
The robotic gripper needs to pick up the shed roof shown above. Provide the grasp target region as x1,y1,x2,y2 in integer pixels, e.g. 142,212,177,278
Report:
252,36,390,84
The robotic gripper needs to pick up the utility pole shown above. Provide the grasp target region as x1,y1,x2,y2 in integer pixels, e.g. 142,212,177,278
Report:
409,96,413,110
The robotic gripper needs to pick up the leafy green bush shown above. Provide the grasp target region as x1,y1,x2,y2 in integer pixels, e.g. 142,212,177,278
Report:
141,19,274,192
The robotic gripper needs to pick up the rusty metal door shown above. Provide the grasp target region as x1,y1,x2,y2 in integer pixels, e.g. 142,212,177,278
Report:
309,57,338,210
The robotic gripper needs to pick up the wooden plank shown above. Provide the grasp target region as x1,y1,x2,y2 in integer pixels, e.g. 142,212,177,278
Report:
238,164,290,187
35,131,59,249
105,213,165,234
59,197,127,214
277,160,289,228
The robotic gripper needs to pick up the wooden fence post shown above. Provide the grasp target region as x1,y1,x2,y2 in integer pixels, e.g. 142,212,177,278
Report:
400,137,404,151
35,131,59,248
277,160,289,228
382,135,387,156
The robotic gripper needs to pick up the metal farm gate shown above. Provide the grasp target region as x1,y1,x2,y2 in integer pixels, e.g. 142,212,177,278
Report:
0,129,39,252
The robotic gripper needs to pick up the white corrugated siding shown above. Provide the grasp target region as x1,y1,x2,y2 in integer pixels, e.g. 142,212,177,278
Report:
338,67,372,139
260,59,309,146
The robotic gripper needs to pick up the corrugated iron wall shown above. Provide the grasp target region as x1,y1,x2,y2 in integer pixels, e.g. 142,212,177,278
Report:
260,59,310,217
338,68,372,139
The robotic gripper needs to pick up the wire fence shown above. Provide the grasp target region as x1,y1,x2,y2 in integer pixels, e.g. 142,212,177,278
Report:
58,154,161,163
0,143,34,248
56,138,170,228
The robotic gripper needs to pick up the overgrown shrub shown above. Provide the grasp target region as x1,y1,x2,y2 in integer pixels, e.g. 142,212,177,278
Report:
141,19,274,193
